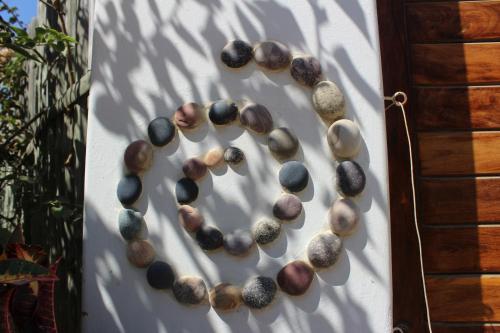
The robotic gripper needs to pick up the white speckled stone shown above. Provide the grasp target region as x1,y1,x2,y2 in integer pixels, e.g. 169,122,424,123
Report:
253,218,281,245
312,81,345,123
307,232,342,269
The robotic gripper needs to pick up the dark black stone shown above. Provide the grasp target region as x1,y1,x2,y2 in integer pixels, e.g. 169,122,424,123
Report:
224,146,245,165
117,174,142,206
278,161,309,193
146,261,175,289
220,40,253,68
175,178,199,204
336,160,366,196
196,225,223,251
209,100,238,125
148,117,175,146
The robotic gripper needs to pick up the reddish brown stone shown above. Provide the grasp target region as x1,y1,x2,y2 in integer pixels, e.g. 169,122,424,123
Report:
277,260,314,296
182,158,207,180
126,240,156,268
124,140,153,173
174,102,202,129
178,205,204,233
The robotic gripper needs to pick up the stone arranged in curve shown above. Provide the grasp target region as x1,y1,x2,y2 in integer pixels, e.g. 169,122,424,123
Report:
220,40,254,69
124,140,153,173
223,146,245,165
209,100,238,125
148,117,176,147
336,160,366,197
175,177,199,204
175,102,203,129
117,174,142,206
329,198,359,236
279,161,309,193
272,193,303,221
327,119,361,159
312,80,346,123
277,260,315,296
268,127,299,161
307,232,343,269
239,103,274,134
209,283,242,311
146,261,176,290
241,276,277,309
253,218,281,245
290,55,322,87
173,276,208,306
253,40,291,71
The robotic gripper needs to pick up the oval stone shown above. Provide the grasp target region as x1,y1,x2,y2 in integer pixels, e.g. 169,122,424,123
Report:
124,140,153,173
336,160,366,197
118,209,143,241
126,240,155,268
182,158,207,180
327,119,361,158
329,198,360,236
220,40,253,68
173,276,208,306
209,100,238,125
241,276,277,309
307,232,343,269
146,261,175,289
240,103,273,134
223,229,255,256
312,81,346,123
290,56,322,87
117,174,142,206
272,194,302,221
174,102,202,129
196,225,223,251
178,205,204,233
277,260,314,296
223,147,245,165
209,283,242,311
175,178,199,204
279,161,309,193
148,117,175,147
253,41,291,71
253,218,281,245
203,147,224,168
268,127,299,160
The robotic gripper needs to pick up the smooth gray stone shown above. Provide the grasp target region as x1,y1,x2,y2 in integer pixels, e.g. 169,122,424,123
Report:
327,119,361,158
223,229,255,256
268,127,299,161
118,209,143,241
146,261,175,290
173,276,208,306
307,232,342,269
279,161,309,193
196,225,223,251
209,100,238,125
312,81,345,123
336,160,366,197
148,117,175,147
253,218,281,245
117,174,142,206
254,41,291,71
329,198,360,236
224,147,245,165
241,276,277,309
240,103,273,134
290,56,322,87
220,40,253,68
175,177,199,204
272,194,302,221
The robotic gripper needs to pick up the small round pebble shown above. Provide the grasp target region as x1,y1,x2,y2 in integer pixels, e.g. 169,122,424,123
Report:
148,117,175,147
327,119,361,158
268,127,299,160
223,229,255,256
241,276,277,309
224,147,245,165
329,198,360,236
203,147,225,168
307,232,342,269
253,41,291,71
117,174,142,206
209,283,242,311
277,260,314,296
196,225,223,251
174,102,203,129
126,240,155,268
312,81,346,123
220,40,253,68
175,178,199,204
336,160,366,197
178,205,204,233
253,218,281,245
240,103,273,134
290,56,322,87
182,158,207,180
173,276,208,306
209,100,238,125
279,161,309,193
118,209,143,241
272,194,302,221
124,140,153,173
146,261,175,290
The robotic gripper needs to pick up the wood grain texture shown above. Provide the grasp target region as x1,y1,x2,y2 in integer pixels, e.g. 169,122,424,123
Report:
412,43,500,84
415,86,500,130
419,131,500,175
420,177,500,224
427,275,500,322
432,324,500,333
423,227,500,272
407,1,500,42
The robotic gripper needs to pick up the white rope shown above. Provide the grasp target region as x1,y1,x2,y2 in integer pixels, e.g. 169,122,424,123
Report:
386,92,433,333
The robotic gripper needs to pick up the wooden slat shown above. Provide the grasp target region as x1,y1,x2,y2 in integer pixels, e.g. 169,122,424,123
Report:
407,1,500,42
423,227,500,272
415,86,500,130
419,132,500,175
412,43,500,84
432,324,500,333
427,275,500,322
420,177,500,224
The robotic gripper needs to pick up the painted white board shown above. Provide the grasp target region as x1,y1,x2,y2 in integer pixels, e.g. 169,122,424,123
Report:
83,1,392,332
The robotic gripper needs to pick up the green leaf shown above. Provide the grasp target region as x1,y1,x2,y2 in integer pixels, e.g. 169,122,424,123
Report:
10,25,26,37
0,259,57,285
